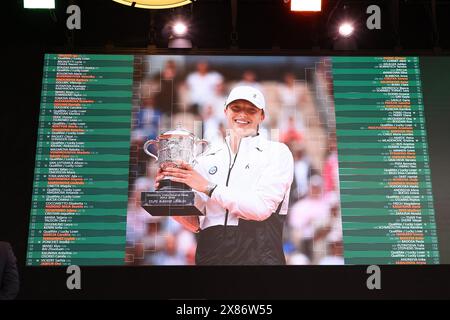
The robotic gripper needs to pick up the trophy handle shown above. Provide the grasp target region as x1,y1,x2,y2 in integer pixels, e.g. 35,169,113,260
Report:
143,140,159,161
193,139,210,161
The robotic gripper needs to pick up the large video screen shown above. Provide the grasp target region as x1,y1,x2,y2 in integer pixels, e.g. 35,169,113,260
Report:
26,54,448,266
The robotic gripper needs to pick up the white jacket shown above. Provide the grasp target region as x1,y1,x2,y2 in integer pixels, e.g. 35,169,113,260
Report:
193,134,294,230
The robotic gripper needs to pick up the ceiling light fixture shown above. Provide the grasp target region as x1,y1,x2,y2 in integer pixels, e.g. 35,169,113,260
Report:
290,0,321,12
112,0,192,10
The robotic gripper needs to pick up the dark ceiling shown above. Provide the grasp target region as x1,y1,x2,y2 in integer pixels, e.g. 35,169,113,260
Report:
7,0,450,52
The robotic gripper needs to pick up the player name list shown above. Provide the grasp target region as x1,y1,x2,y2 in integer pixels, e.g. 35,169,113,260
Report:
332,56,439,264
27,54,134,266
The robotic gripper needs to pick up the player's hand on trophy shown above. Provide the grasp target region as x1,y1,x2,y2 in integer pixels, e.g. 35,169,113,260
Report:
154,168,164,190
162,161,209,194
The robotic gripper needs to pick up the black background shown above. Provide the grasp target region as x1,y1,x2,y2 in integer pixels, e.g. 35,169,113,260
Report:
2,0,450,299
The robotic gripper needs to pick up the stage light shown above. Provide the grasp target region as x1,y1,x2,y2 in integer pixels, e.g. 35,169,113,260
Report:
173,21,188,37
290,0,321,12
338,22,354,37
168,19,192,48
334,21,357,50
24,0,55,9
112,0,192,9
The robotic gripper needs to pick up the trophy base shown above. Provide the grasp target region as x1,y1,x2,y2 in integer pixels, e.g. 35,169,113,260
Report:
141,190,204,216
157,179,190,191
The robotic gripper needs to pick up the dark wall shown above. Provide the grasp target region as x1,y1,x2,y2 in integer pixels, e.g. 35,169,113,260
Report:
2,0,450,300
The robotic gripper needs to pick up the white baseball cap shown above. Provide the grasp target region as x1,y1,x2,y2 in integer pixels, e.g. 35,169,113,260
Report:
225,85,265,110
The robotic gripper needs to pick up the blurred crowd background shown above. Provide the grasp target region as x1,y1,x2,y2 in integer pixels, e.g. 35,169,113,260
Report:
125,55,343,265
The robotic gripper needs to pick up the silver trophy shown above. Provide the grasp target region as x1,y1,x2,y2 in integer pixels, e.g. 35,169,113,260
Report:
141,125,209,216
